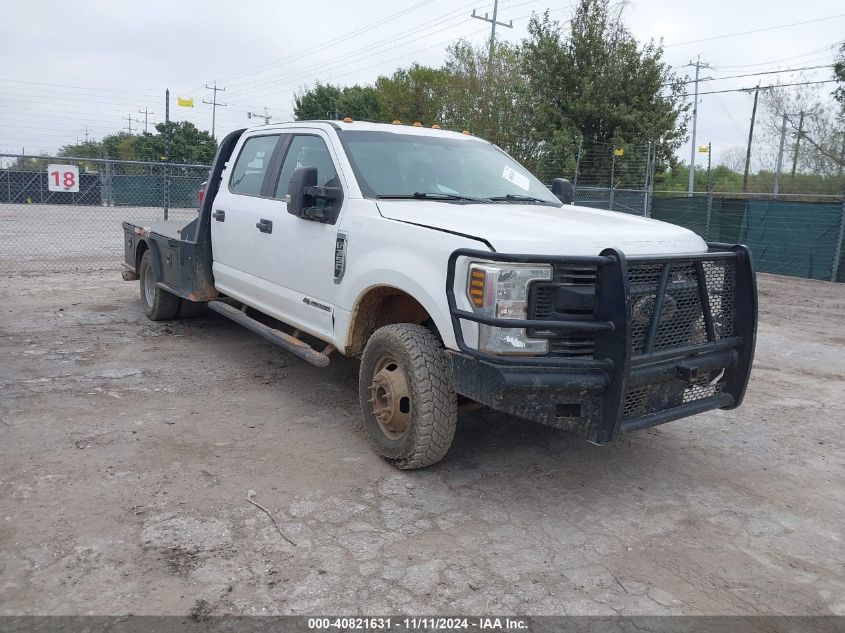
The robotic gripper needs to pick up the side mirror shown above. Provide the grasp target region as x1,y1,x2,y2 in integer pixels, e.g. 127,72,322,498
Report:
286,166,343,223
551,178,575,205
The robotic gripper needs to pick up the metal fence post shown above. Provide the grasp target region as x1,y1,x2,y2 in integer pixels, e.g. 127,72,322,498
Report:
643,142,652,217
573,136,582,188
609,150,616,211
832,191,845,282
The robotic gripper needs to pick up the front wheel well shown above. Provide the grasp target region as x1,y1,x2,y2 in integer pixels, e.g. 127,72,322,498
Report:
346,286,438,358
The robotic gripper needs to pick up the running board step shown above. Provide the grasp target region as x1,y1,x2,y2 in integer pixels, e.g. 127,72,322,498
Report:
207,301,330,368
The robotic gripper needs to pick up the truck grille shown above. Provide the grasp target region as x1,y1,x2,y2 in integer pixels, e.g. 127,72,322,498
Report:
628,259,735,356
530,264,598,358
530,257,736,361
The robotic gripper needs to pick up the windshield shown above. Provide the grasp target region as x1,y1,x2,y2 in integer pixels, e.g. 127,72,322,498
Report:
337,130,561,206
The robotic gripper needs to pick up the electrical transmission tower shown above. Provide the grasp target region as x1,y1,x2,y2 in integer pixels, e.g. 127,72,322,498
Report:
685,55,713,194
203,81,227,139
471,0,513,61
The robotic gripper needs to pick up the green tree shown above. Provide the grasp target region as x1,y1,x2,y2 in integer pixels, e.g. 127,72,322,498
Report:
58,122,216,165
442,41,549,166
521,1,688,185
293,83,387,121
375,64,449,124
293,83,344,120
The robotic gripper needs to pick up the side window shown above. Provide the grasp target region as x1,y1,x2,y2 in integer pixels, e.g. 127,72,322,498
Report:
229,135,279,196
275,135,339,199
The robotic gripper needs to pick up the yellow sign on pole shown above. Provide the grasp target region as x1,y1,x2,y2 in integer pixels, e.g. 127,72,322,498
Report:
177,97,194,107
698,145,710,153
614,148,624,156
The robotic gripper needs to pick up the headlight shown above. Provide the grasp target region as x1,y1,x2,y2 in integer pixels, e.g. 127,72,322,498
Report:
467,262,552,355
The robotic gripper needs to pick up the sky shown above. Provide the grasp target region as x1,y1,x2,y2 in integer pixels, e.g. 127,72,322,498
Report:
1,0,843,172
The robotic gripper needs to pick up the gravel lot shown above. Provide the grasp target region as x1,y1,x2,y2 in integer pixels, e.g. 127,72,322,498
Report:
0,268,843,616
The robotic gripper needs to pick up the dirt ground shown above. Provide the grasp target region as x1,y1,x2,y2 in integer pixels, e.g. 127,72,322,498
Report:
0,269,843,616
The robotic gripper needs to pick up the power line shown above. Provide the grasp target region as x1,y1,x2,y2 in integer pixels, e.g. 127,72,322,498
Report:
676,64,835,86
665,13,845,47
210,1,434,86
714,43,841,69
681,79,836,97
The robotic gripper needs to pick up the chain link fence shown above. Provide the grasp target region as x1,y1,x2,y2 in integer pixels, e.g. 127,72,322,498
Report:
0,154,209,273
1,147,843,283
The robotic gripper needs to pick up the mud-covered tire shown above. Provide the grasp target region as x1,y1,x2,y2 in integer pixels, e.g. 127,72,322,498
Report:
359,324,457,469
138,250,179,321
177,299,207,319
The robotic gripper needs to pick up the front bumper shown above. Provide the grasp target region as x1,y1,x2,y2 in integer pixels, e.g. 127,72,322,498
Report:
445,243,757,444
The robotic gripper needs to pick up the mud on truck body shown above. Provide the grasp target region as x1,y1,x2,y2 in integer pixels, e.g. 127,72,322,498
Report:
121,121,757,469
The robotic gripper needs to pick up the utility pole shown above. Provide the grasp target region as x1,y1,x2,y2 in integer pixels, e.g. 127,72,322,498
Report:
138,107,155,134
685,55,713,195
164,88,170,220
774,112,798,195
125,114,136,135
203,81,227,140
741,84,760,193
790,110,805,178
471,0,513,62
82,125,91,143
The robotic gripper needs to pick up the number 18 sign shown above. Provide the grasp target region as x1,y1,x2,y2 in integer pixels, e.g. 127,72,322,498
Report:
47,164,80,193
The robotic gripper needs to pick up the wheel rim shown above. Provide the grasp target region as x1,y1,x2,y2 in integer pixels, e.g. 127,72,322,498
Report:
368,354,411,440
142,263,155,309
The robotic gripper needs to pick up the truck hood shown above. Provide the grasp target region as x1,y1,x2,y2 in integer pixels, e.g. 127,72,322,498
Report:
376,200,707,256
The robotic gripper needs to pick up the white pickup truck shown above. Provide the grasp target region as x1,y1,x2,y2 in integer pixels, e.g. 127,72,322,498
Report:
121,120,756,469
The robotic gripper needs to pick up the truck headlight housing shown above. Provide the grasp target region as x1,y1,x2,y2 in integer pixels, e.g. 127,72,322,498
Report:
467,262,552,355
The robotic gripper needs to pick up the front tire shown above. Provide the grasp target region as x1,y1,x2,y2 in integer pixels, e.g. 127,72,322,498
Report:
359,324,457,469
138,250,179,321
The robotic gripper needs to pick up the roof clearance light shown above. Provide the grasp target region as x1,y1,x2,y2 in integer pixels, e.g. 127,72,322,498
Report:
412,121,422,127
342,117,353,123
462,130,471,135
431,124,441,129
392,119,402,125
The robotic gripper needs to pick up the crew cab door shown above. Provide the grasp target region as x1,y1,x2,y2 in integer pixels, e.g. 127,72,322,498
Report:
210,132,283,293
252,131,347,339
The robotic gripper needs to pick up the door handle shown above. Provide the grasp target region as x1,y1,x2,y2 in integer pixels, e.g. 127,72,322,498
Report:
256,219,273,234
212,209,226,222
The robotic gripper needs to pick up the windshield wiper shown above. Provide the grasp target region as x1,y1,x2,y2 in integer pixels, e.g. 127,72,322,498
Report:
377,192,487,203
487,194,554,204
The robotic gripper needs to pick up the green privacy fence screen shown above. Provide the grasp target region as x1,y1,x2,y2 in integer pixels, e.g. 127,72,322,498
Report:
650,197,845,282
110,174,206,208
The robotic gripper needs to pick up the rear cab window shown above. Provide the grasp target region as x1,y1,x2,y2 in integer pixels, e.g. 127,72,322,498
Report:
229,135,280,196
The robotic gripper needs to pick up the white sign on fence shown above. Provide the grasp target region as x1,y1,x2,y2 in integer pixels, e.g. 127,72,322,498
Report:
47,164,80,193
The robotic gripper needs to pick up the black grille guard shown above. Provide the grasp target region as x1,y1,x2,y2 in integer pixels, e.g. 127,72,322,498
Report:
445,243,757,443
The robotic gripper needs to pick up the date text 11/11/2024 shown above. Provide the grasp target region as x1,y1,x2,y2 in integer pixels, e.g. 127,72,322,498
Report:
306,617,529,630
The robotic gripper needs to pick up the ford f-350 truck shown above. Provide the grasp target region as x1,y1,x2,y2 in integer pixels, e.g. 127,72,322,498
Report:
121,121,756,469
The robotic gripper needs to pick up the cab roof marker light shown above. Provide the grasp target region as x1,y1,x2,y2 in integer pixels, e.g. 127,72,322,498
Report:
342,117,353,123
431,124,441,129
462,130,471,135
412,121,423,127
392,119,402,125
